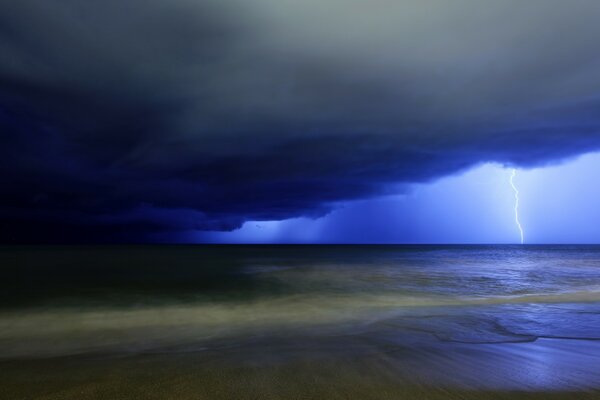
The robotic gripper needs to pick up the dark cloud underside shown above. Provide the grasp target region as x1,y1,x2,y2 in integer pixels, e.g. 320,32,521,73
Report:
2,0,600,242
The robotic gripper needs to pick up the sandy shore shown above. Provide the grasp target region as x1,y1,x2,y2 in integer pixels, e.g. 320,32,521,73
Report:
3,337,600,400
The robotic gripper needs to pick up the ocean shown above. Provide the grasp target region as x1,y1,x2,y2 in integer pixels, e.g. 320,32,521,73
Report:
2,245,600,399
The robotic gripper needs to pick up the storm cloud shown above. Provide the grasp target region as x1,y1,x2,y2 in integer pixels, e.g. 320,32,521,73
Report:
2,0,600,242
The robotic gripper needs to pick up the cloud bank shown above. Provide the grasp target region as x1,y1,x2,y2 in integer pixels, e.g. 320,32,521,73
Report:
2,0,600,241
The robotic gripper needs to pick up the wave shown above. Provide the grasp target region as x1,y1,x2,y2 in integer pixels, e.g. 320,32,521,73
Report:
2,288,600,359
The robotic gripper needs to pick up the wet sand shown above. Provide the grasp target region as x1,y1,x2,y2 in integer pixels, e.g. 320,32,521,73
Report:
3,335,600,400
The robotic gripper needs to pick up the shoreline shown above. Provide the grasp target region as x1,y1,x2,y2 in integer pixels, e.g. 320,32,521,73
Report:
3,337,600,399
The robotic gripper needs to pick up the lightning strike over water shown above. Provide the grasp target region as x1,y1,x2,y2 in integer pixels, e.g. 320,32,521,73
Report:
509,169,524,244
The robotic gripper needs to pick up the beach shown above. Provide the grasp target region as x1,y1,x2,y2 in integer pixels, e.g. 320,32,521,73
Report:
2,245,600,399
3,337,600,399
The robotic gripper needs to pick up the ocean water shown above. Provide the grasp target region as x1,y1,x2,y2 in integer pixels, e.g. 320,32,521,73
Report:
2,245,600,393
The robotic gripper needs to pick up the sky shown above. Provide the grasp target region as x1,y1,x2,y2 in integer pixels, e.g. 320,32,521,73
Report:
2,0,600,243
182,152,600,244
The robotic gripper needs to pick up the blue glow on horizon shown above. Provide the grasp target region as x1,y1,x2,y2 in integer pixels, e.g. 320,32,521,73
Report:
195,152,600,244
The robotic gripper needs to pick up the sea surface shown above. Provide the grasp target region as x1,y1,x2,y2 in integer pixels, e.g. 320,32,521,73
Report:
2,245,600,398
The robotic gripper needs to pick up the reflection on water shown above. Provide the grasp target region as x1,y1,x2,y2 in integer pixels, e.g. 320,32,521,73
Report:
2,245,600,391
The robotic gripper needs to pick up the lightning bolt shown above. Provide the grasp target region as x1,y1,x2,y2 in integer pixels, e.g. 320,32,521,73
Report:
509,169,524,244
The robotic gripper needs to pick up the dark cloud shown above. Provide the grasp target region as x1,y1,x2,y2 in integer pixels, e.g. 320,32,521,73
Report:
2,0,600,242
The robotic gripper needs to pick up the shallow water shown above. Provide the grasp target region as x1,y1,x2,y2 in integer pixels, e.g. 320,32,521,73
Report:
2,245,600,394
